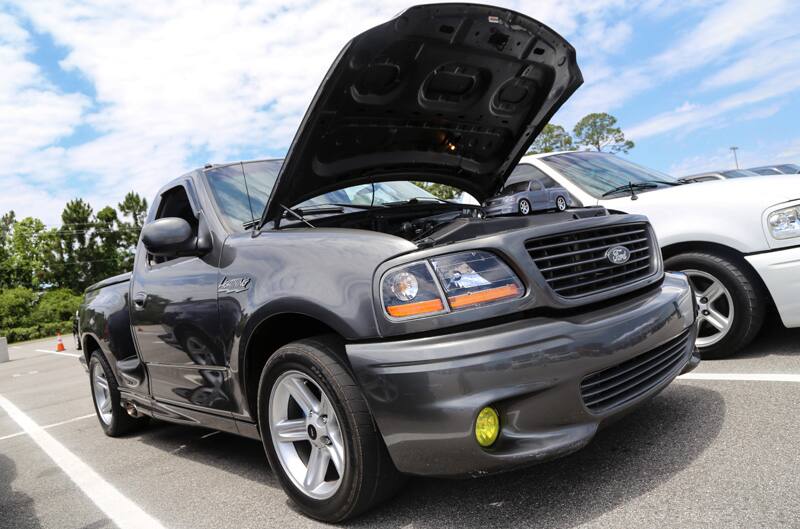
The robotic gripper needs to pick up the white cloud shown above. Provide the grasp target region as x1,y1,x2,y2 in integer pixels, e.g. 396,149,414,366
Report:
628,69,800,140
556,0,797,126
0,12,88,190
670,136,800,176
1,0,799,226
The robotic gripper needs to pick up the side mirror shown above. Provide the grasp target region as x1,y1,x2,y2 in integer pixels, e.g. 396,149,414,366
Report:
141,217,198,257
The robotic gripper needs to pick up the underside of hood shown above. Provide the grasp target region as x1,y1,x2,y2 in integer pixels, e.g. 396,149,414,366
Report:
262,3,583,223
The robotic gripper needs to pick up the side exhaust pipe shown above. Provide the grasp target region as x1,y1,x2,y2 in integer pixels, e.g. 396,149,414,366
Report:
124,401,141,418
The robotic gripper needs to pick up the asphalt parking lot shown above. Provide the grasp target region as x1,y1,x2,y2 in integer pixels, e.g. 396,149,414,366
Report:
1,323,799,529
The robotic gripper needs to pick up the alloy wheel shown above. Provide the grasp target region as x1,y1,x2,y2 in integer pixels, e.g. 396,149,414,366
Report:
92,362,113,425
556,196,567,211
519,200,531,215
684,269,735,347
269,370,346,500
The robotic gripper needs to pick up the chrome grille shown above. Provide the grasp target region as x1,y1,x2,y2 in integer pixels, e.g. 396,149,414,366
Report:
526,223,655,298
580,330,691,414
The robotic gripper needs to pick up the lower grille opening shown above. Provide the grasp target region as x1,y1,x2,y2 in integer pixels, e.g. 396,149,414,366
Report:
580,330,692,414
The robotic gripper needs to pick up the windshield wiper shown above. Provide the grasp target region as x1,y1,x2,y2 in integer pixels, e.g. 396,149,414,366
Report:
381,196,457,207
601,182,658,199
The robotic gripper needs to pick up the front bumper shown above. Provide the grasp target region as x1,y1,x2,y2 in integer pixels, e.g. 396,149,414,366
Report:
746,245,800,327
346,273,697,477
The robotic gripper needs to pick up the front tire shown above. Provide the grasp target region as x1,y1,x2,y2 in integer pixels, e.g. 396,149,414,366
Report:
518,199,531,215
665,252,765,359
88,351,148,436
258,337,403,522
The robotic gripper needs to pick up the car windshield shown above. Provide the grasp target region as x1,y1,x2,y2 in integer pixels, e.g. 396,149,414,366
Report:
750,167,781,175
499,181,529,195
205,159,443,230
540,152,680,199
296,180,438,208
721,170,758,178
775,164,800,174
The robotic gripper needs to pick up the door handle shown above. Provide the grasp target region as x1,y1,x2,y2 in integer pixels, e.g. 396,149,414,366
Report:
133,292,148,310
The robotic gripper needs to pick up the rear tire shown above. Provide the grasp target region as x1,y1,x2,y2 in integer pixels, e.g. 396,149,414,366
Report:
556,196,568,211
88,351,149,436
665,251,765,359
258,336,404,522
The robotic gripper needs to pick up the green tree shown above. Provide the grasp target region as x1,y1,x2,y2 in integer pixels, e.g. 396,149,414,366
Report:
0,211,15,288
55,199,98,292
118,192,148,268
573,112,634,154
94,206,124,280
527,124,573,154
411,182,461,200
6,217,51,289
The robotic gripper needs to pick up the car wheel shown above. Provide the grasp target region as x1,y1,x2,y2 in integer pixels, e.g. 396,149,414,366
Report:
556,196,567,211
518,199,531,215
258,336,404,522
665,252,765,359
88,350,149,436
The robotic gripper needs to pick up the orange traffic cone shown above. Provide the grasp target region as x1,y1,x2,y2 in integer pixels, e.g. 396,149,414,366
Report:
56,333,66,352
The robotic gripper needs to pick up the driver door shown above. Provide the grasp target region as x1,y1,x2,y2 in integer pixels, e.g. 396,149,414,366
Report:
130,181,234,413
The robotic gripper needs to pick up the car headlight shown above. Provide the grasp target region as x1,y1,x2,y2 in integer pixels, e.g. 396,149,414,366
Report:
381,251,523,320
768,205,800,240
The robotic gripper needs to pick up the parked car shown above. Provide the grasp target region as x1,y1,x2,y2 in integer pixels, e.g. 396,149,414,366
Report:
679,169,760,183
77,5,698,522
484,164,574,215
746,164,800,175
519,150,800,359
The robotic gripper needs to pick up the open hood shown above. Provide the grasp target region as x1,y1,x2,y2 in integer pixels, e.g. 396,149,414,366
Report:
262,3,583,223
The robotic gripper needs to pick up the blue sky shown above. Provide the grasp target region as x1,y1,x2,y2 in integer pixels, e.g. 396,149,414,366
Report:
1,0,799,225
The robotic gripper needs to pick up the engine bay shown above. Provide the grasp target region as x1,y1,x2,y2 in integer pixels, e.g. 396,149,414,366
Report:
285,203,609,247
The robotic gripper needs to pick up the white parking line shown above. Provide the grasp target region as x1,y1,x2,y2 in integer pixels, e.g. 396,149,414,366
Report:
679,373,800,382
34,349,81,358
0,413,96,442
0,394,168,529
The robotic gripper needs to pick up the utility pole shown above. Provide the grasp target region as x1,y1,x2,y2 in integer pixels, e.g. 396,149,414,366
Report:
730,146,740,169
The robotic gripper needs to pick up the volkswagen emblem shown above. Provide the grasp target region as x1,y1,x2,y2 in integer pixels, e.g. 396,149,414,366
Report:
605,245,631,265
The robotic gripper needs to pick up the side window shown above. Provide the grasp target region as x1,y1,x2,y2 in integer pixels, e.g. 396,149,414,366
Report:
530,180,543,191
152,186,198,263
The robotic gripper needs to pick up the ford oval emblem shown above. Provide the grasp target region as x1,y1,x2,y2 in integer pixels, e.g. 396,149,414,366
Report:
605,245,631,265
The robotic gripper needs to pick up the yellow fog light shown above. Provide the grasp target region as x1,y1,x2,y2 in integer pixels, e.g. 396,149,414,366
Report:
475,407,500,447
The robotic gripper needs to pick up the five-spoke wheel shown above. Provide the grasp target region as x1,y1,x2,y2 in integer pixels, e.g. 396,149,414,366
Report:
258,337,403,522
269,371,346,500
665,251,765,359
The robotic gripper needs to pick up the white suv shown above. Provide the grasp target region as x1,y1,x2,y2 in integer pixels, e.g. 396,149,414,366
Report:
517,151,800,358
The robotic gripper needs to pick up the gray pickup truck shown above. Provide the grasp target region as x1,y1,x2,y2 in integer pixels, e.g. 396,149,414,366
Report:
78,4,699,522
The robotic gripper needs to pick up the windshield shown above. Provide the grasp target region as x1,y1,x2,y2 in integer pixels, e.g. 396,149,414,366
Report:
296,180,438,208
721,170,758,178
775,164,800,174
499,181,529,195
540,152,680,198
205,159,443,231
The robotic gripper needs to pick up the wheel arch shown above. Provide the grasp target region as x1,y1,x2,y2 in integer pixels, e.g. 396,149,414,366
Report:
241,312,347,423
82,333,103,367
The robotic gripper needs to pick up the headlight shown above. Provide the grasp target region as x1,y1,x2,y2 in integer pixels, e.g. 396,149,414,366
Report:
381,262,447,319
768,205,800,240
431,251,523,309
380,251,524,320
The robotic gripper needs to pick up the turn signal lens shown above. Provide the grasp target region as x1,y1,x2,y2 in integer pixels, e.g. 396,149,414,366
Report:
475,406,500,447
386,298,444,318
